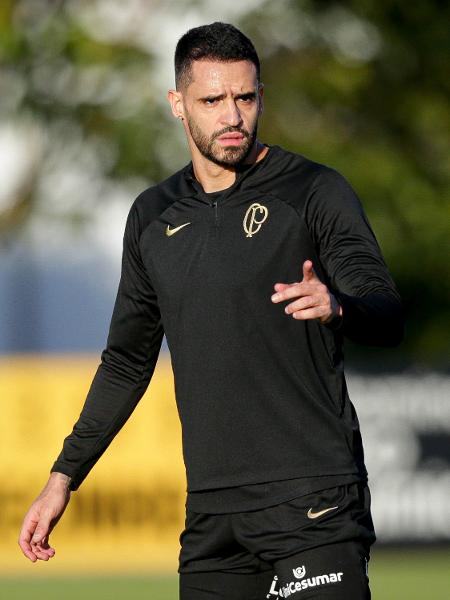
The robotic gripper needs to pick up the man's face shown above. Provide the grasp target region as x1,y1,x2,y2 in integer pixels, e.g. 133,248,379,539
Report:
178,60,263,167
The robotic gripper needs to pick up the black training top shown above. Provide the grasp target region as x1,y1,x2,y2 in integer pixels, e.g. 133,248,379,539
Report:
51,144,403,511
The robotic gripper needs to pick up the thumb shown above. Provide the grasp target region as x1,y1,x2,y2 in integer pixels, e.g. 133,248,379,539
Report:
302,260,318,282
32,519,50,543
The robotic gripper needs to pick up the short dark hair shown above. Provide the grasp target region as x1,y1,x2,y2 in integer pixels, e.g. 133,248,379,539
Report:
175,22,260,90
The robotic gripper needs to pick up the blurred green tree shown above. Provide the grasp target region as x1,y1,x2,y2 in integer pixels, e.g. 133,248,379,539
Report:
0,0,175,235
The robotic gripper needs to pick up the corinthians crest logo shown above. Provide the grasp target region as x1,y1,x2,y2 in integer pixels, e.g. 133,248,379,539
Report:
243,202,268,237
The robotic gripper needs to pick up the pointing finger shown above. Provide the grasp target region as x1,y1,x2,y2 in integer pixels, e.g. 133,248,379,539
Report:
271,282,327,303
273,282,299,292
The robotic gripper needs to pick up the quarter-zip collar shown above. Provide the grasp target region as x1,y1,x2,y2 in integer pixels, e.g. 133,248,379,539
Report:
182,144,282,204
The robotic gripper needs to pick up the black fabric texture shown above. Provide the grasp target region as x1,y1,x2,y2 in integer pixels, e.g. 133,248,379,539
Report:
178,482,375,572
179,542,371,599
186,474,362,514
179,571,274,600
50,145,403,507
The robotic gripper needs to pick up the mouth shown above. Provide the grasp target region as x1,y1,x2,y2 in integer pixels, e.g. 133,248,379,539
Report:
216,132,246,146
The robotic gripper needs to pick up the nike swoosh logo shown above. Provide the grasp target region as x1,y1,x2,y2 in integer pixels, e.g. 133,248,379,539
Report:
166,222,191,236
307,506,339,519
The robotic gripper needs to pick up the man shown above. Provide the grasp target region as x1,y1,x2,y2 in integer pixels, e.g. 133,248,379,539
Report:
19,22,403,599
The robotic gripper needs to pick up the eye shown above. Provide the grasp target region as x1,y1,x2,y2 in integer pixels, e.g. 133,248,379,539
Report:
237,94,256,104
203,98,219,106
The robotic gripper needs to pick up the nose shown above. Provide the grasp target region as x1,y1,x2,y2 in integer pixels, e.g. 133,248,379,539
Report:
220,99,243,127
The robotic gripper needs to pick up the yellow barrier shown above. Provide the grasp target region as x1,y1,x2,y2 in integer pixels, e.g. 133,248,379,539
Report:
1,353,186,575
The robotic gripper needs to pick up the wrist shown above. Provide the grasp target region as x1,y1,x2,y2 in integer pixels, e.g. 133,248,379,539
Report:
48,472,72,490
323,299,343,329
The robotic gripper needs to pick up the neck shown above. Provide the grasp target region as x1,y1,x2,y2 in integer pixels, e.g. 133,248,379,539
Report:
190,140,268,193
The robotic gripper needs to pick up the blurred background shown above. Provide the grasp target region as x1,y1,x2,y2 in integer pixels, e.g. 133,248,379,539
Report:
1,0,449,598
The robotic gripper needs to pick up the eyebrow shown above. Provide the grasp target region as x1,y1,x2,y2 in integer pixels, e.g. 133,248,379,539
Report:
198,91,257,102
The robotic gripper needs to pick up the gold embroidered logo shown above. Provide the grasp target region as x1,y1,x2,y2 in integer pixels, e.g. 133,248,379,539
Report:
243,203,268,237
307,506,339,520
166,222,191,236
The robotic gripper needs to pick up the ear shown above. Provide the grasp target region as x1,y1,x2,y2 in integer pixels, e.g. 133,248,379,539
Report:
167,89,185,120
257,82,264,116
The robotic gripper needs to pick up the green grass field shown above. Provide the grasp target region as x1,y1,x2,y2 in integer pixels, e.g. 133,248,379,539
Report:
2,549,449,599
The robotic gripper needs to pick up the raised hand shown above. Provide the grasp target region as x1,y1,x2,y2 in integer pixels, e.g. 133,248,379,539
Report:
271,260,342,324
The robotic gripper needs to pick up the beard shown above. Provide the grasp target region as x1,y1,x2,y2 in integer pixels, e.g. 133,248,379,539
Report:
185,112,258,167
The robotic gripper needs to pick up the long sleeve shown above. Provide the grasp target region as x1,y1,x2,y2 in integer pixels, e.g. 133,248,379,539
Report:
304,168,404,347
51,202,164,490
